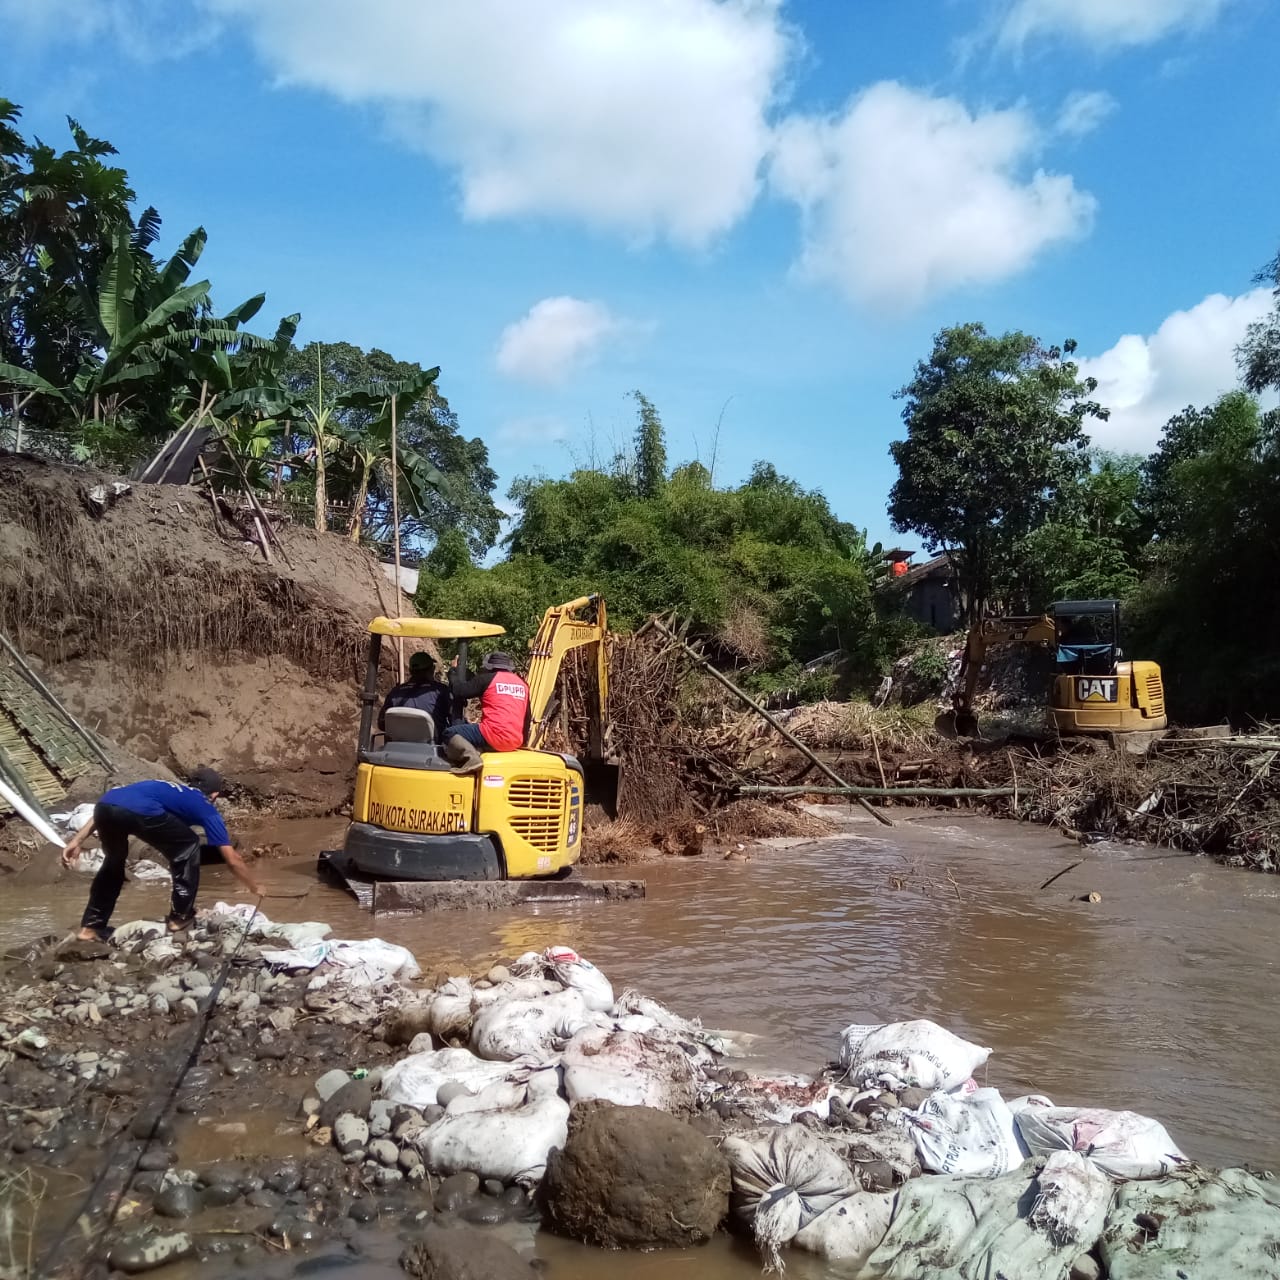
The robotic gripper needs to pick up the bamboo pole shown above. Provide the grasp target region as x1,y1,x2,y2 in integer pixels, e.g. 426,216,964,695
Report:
0,631,113,769
390,393,404,681
741,784,1017,799
647,615,893,827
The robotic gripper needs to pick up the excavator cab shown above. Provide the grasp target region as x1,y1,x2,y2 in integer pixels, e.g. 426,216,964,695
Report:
329,596,618,883
938,599,1166,738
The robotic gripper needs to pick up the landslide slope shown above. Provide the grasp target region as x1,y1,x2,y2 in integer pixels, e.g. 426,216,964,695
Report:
0,453,409,811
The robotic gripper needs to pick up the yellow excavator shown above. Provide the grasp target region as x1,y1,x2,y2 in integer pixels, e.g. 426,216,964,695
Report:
328,595,618,882
941,598,1167,738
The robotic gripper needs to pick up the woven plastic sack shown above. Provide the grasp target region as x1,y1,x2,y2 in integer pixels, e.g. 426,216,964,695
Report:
838,1019,991,1092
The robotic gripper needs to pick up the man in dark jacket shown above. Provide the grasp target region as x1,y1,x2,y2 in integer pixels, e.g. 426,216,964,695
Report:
61,767,261,941
379,651,452,742
444,651,532,770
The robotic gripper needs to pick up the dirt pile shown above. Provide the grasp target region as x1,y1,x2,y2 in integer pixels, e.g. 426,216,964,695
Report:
0,454,407,813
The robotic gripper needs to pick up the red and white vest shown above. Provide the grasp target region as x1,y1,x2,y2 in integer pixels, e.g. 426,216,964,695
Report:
480,672,529,751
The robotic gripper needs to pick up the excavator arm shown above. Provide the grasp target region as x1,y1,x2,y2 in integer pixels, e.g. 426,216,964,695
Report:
524,594,620,815
941,614,1057,736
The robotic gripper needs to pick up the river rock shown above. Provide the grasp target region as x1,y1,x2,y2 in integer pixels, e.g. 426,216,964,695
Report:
332,1113,368,1156
246,1188,284,1210
898,1087,932,1111
319,1077,373,1129
400,1222,536,1280
399,1148,424,1175
369,1099,395,1137
435,1171,481,1212
543,1101,730,1248
384,1003,434,1047
314,1069,350,1101
137,1148,172,1172
265,1160,302,1195
109,1231,194,1274
368,1138,399,1167
435,1082,474,1108
202,1182,241,1208
154,1184,201,1219
1070,1255,1103,1280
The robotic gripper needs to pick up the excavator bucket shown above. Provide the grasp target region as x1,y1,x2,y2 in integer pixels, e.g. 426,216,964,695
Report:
934,709,979,739
583,756,622,820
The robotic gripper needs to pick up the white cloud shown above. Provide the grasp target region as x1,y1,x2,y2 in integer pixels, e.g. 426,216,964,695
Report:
769,82,1095,309
0,0,219,58
999,0,1229,50
1055,90,1117,139
496,415,572,446
496,297,624,386
206,0,791,247
1079,289,1272,451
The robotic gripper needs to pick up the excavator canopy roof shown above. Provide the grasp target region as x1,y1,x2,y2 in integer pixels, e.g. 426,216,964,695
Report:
367,616,506,639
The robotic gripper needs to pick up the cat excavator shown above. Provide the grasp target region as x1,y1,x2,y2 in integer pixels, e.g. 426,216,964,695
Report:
939,598,1167,738
327,594,619,882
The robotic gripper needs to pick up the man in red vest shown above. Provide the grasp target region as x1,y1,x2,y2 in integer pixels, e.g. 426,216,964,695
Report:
445,651,531,770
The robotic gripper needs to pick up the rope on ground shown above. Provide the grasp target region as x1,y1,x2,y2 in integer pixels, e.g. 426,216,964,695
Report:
36,896,265,1280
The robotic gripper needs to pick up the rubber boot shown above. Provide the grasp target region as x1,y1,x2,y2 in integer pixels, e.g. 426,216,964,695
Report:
445,734,483,774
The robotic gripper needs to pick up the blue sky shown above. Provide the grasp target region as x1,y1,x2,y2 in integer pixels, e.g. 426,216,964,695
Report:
5,0,1277,552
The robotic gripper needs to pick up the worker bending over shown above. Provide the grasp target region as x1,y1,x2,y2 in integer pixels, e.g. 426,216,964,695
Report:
379,651,452,741
445,651,531,770
61,767,262,941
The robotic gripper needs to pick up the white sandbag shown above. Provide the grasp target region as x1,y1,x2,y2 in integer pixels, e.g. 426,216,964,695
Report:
838,1019,991,1092
379,1046,519,1108
905,1087,1025,1178
445,1079,529,1116
426,977,475,1042
509,950,545,977
469,977,561,1009
416,1095,569,1186
561,1026,699,1112
723,1125,861,1270
1029,1151,1115,1246
111,920,165,944
51,802,96,831
794,1191,895,1265
206,902,332,943
1008,1094,1055,1113
1015,1106,1187,1180
132,860,171,881
261,937,420,983
470,989,589,1062
544,945,615,1012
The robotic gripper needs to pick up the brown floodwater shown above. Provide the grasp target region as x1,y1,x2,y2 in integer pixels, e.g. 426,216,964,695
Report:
7,809,1280,1280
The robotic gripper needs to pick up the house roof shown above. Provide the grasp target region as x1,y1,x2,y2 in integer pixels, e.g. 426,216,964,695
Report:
900,552,953,587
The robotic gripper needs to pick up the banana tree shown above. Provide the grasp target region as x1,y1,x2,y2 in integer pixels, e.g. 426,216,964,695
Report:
335,367,448,542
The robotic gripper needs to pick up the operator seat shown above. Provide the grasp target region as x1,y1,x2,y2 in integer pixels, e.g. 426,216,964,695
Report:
383,708,436,743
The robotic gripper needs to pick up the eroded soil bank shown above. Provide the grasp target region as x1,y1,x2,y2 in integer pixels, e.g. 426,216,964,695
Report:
2,811,1278,1280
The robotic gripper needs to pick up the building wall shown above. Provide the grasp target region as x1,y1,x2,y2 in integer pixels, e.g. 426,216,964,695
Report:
906,578,960,632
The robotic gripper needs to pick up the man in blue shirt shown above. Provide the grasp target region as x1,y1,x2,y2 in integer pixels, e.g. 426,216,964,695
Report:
378,651,452,742
61,766,261,942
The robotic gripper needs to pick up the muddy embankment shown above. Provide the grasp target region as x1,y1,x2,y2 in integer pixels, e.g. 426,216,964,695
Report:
0,453,405,858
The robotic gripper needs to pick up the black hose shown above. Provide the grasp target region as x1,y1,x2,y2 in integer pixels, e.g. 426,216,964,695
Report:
35,898,264,1280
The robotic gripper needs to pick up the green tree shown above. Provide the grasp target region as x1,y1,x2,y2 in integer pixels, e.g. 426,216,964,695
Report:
280,342,500,555
1129,392,1280,721
1009,452,1147,608
1239,246,1280,396
419,392,887,689
888,323,1106,623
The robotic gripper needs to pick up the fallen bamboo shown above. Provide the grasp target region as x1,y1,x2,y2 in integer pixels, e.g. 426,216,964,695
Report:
740,784,1017,799
0,774,63,847
647,615,894,827
0,631,113,769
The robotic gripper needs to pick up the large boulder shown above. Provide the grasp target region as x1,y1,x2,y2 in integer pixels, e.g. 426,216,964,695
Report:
543,1101,730,1248
400,1223,535,1280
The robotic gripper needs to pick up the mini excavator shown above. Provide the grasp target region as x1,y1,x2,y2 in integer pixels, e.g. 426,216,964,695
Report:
940,598,1167,738
328,595,618,882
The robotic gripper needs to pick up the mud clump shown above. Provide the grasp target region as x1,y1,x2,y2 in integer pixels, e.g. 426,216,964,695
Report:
0,455,410,811
543,1101,730,1248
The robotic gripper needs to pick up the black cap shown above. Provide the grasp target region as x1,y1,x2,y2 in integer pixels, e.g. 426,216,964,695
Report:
408,651,436,676
189,766,227,796
482,652,515,672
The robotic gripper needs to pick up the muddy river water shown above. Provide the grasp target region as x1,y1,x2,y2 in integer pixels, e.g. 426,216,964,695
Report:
5,809,1280,1279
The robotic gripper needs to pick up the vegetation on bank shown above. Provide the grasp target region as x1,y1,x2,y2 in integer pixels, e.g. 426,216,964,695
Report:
0,98,500,560
4,92,1280,724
